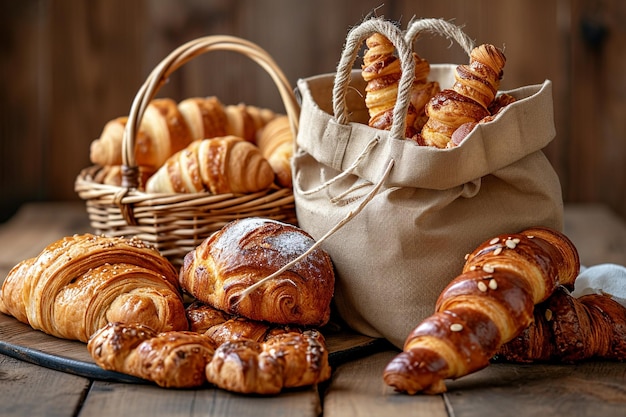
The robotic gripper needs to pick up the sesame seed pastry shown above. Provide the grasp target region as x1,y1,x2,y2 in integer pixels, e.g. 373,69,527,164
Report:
0,233,188,342
383,227,581,394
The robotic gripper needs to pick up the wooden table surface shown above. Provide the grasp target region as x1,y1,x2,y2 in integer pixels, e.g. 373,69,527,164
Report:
1,202,626,417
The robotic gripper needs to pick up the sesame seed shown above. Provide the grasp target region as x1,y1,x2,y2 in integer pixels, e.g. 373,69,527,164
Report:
464,253,470,260
489,237,500,245
493,247,503,255
483,264,495,273
477,281,488,292
488,279,498,290
470,265,477,271
512,238,521,244
527,235,534,239
545,309,553,321
505,239,517,249
450,323,463,332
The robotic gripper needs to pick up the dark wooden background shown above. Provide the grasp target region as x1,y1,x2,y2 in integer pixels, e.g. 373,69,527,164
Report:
1,0,624,222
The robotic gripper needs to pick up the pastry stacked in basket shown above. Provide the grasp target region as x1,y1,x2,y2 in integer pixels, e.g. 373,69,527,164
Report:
89,95,294,192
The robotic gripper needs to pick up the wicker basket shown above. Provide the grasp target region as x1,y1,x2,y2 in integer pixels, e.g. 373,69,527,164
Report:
75,35,300,266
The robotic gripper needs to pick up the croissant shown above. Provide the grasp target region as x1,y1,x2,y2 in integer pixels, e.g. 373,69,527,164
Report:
383,226,580,394
88,322,215,388
90,99,194,169
256,115,294,188
184,301,331,394
420,44,506,148
0,234,188,342
361,33,439,138
90,96,277,168
91,164,154,189
144,135,275,194
178,97,276,144
206,328,331,394
179,217,335,327
497,287,626,363
88,321,331,393
186,301,271,345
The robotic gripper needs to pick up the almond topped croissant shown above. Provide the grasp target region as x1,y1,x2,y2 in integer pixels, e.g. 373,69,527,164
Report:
0,234,188,342
383,227,580,394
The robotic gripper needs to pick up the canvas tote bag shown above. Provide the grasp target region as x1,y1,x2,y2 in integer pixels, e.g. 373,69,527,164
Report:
292,18,564,348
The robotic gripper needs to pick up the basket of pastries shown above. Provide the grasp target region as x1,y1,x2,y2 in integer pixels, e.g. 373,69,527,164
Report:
75,35,300,266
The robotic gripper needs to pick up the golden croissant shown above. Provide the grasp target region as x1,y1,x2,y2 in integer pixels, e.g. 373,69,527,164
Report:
0,234,188,342
383,227,580,394
89,96,277,169
179,217,335,327
184,301,331,394
361,33,439,139
255,115,294,188
497,287,626,363
144,135,275,194
88,322,215,388
420,44,507,148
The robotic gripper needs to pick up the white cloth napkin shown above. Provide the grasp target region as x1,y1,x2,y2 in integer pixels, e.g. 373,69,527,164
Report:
571,263,626,308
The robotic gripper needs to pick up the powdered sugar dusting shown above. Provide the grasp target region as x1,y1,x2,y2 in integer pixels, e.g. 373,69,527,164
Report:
211,217,327,278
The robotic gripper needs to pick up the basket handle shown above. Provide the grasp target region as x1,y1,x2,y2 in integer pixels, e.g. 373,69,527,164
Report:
121,35,300,189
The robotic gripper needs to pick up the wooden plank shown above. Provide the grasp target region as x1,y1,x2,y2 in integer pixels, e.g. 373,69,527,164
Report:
0,353,89,417
445,361,626,417
80,381,321,417
323,350,448,417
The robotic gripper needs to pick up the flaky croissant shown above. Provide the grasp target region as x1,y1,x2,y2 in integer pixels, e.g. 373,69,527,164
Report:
185,301,331,394
90,99,194,170
90,96,277,169
91,164,154,188
179,217,335,327
88,320,331,394
0,234,188,342
383,227,580,394
361,33,439,139
497,286,626,363
179,97,276,143
256,115,294,188
88,322,215,388
144,135,275,194
206,328,331,394
420,44,507,148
